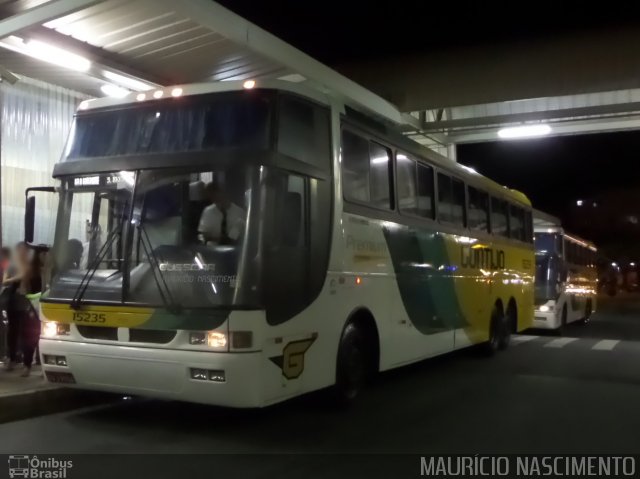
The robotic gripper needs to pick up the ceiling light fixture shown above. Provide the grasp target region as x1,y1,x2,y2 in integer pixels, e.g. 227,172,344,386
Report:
497,124,552,139
23,39,91,72
100,84,130,98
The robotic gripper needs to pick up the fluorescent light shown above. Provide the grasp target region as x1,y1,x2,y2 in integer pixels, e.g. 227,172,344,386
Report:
153,90,163,99
136,93,146,102
100,84,129,98
21,39,91,72
171,87,183,97
371,156,389,164
243,80,256,89
497,124,551,139
103,70,153,91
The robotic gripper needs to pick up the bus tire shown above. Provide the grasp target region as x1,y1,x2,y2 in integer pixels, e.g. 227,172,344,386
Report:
558,304,568,335
500,300,516,350
582,299,592,324
483,302,506,356
332,322,367,406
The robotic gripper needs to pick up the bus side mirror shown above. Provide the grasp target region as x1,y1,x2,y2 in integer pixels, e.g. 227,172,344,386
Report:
24,186,56,245
25,196,36,243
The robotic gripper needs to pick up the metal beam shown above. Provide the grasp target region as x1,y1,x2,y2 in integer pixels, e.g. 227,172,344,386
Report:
420,101,640,132
447,115,640,144
0,0,102,38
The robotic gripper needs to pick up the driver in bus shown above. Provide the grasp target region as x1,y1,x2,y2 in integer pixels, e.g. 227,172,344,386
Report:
198,182,245,245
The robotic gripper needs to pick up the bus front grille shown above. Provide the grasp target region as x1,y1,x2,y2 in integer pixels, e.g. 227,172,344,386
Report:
129,329,177,344
76,325,118,341
76,326,177,344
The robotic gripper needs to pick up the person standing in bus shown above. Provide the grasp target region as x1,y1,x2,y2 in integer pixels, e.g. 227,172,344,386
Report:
198,182,245,245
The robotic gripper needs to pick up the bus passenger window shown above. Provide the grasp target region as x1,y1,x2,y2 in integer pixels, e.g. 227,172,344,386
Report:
490,197,509,237
437,173,453,223
369,142,392,209
341,131,392,209
416,163,434,219
396,153,434,219
342,130,370,203
468,187,489,232
451,178,466,227
509,205,526,241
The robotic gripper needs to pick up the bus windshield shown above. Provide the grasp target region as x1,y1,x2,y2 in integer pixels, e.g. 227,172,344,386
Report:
48,166,261,309
535,253,562,302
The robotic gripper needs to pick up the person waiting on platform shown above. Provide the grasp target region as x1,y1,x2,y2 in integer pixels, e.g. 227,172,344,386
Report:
198,182,245,245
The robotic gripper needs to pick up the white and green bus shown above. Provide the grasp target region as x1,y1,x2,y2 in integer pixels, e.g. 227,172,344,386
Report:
33,80,534,407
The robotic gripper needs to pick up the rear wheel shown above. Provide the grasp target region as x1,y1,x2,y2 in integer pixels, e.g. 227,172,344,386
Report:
333,323,367,406
484,303,507,356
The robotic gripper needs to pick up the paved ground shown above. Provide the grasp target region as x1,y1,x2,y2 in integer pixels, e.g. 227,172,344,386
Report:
1,294,640,460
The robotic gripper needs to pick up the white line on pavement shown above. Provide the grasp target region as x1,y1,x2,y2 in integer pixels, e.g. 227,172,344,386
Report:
544,337,579,348
512,335,538,344
591,339,620,351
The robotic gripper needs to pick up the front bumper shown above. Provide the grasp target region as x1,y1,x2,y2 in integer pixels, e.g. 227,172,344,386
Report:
40,339,264,408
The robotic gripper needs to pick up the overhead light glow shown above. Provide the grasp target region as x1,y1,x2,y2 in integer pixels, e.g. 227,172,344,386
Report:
24,39,91,72
100,84,130,98
497,124,551,139
243,80,256,89
103,70,153,91
136,93,146,102
171,87,183,97
153,90,163,99
78,101,89,110
576,200,583,206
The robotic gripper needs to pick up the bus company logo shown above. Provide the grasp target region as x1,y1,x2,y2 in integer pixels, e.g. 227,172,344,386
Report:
8,455,73,478
269,336,317,380
460,246,505,270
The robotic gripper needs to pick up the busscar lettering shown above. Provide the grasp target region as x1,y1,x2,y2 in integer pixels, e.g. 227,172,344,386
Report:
460,246,506,270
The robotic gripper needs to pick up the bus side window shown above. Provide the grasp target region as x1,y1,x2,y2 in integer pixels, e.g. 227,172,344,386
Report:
341,130,392,210
396,153,434,219
509,204,525,241
490,197,509,237
451,178,466,227
437,173,453,223
468,187,489,232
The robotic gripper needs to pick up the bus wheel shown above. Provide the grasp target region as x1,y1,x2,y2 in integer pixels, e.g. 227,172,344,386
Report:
582,300,593,324
333,323,367,406
558,305,568,335
500,301,516,350
484,302,506,356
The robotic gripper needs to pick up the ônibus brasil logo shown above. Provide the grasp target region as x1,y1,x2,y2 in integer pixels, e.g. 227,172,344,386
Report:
8,455,73,478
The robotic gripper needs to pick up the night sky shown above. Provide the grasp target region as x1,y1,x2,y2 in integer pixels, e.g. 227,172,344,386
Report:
219,0,640,249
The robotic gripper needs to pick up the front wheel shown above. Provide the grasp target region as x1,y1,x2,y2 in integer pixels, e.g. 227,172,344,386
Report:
332,323,367,406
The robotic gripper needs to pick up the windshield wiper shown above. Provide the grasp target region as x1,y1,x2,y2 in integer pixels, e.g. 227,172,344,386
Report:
70,225,122,310
136,222,182,314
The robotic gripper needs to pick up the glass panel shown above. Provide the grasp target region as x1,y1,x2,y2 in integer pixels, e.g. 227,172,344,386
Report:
278,95,330,171
342,130,370,203
437,173,452,223
369,142,392,209
396,153,417,213
128,168,251,308
490,197,509,237
49,172,135,303
451,178,466,227
416,163,434,219
509,205,525,241
468,187,489,232
66,92,271,159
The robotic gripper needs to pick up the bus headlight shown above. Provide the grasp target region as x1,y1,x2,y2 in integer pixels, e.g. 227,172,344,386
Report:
207,331,227,349
42,321,69,337
539,305,550,312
